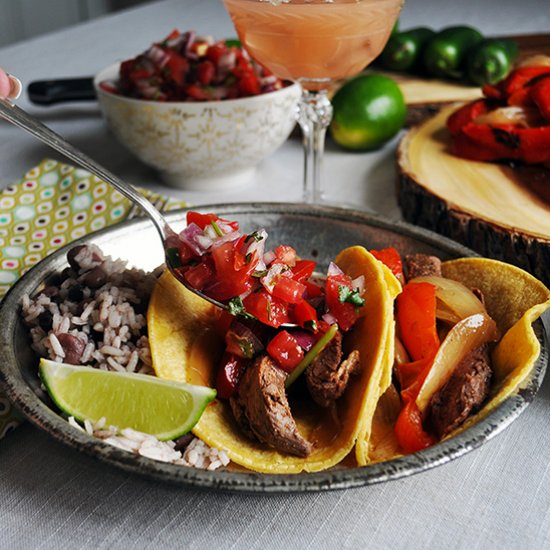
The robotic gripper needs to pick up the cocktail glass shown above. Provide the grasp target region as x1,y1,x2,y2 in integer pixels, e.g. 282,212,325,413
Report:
223,0,403,204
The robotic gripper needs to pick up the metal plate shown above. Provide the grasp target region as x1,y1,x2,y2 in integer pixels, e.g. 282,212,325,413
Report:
0,203,547,493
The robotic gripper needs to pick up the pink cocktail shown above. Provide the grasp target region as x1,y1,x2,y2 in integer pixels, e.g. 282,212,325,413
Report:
223,0,403,203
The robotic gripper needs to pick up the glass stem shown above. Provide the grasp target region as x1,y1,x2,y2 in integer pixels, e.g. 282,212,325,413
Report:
296,88,333,204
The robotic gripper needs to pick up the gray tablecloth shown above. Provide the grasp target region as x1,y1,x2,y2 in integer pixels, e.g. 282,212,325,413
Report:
1,1,549,548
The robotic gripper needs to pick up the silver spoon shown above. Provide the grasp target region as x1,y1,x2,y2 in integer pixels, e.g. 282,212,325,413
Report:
0,97,234,314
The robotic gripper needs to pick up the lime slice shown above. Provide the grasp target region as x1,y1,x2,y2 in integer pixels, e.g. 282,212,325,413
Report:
39,359,216,441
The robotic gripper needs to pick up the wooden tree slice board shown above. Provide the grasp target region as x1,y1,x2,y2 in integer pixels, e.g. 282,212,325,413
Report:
397,105,550,287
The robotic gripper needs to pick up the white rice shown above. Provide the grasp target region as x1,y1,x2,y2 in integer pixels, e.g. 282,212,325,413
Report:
68,416,230,470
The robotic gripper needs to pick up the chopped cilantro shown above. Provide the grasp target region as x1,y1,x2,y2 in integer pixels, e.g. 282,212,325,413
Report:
227,296,255,320
245,231,264,243
338,285,365,307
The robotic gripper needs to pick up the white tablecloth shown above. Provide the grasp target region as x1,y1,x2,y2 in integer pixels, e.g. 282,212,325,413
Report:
1,1,549,548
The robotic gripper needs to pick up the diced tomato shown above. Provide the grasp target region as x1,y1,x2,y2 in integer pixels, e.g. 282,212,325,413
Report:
304,280,323,298
197,60,215,86
370,247,404,282
325,273,360,332
214,310,235,339
396,282,440,362
186,211,239,232
272,277,306,304
178,242,195,264
183,83,210,100
394,393,435,454
238,72,261,96
163,49,189,85
266,331,304,372
293,299,318,330
216,353,247,399
273,245,298,267
206,43,227,65
243,290,290,328
291,259,316,282
163,29,180,42
182,261,214,290
207,242,256,300
99,81,118,94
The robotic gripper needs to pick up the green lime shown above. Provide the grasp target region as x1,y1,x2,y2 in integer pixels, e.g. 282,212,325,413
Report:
39,359,216,440
330,74,407,151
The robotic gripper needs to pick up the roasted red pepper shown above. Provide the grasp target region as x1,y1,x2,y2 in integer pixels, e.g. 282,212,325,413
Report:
448,64,550,164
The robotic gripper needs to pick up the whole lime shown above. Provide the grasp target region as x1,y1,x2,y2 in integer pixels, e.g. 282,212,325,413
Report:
330,74,407,151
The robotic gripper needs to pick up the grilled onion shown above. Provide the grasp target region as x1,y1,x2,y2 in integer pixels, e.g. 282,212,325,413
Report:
415,312,499,415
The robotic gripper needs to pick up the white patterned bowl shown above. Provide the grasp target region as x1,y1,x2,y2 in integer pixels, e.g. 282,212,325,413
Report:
94,64,301,191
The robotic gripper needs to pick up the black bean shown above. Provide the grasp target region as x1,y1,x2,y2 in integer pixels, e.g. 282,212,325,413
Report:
57,333,86,365
68,284,84,302
82,265,107,289
67,245,87,271
37,310,53,331
42,286,59,298
174,433,194,451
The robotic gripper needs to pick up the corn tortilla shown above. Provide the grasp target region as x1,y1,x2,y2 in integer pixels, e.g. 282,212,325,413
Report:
147,247,398,473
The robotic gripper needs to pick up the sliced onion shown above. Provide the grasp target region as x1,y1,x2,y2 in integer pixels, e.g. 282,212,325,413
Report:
261,263,287,293
519,54,550,68
179,222,209,255
415,312,499,415
322,312,338,325
146,44,169,66
394,335,410,367
292,330,316,352
245,229,268,270
327,262,343,277
412,275,486,324
263,250,276,265
225,321,264,359
351,275,365,294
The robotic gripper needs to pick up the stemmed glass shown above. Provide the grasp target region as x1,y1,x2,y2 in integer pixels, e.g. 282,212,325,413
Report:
222,0,404,204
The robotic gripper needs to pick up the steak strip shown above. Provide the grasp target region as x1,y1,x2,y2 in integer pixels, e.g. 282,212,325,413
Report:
428,344,492,438
305,330,361,407
230,355,312,457
405,254,442,280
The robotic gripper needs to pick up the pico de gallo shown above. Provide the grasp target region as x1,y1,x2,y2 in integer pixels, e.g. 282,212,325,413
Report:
447,57,550,165
165,211,368,398
99,29,286,102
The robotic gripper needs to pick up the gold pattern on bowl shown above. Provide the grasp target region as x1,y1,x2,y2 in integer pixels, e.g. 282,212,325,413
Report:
94,64,301,190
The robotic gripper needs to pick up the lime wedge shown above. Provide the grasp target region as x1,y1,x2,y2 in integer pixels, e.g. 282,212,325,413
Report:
39,359,216,441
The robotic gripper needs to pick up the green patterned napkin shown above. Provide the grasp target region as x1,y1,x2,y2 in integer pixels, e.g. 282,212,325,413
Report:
0,158,187,439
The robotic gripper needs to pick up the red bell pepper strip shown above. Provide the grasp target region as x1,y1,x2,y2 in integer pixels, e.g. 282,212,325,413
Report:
448,65,550,165
447,99,490,136
395,392,436,454
531,75,550,122
369,247,405,283
396,282,440,362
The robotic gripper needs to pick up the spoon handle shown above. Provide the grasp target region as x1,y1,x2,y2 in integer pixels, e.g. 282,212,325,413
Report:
0,98,169,240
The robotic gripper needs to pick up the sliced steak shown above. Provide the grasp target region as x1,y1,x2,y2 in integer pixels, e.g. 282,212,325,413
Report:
306,330,361,407
405,254,442,280
428,344,492,438
230,355,312,457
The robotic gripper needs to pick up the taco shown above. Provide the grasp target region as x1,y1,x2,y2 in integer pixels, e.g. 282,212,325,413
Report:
365,253,550,463
148,212,401,473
